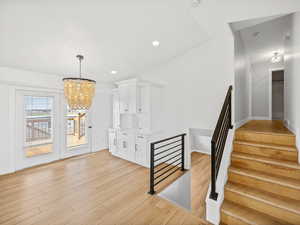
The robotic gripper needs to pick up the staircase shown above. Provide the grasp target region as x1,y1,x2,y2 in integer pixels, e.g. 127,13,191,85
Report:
221,120,300,225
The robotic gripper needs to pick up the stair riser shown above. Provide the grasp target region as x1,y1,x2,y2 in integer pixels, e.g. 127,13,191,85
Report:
235,131,295,147
234,143,298,162
228,172,300,200
231,157,300,180
221,212,248,225
225,189,300,224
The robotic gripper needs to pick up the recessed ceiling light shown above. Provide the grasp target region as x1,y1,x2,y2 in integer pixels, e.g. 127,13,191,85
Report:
152,40,160,47
111,70,118,75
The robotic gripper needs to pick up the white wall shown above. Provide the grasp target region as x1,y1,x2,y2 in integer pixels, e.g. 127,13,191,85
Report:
284,12,300,155
91,90,112,152
233,31,250,124
140,26,234,136
237,16,290,119
0,66,112,175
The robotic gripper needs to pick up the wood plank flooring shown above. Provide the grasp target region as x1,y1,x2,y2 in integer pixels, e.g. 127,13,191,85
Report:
0,150,210,225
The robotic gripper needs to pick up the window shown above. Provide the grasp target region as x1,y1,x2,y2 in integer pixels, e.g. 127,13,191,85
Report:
24,96,54,157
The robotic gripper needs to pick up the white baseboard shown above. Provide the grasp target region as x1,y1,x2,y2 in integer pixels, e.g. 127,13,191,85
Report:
250,116,270,120
234,118,250,129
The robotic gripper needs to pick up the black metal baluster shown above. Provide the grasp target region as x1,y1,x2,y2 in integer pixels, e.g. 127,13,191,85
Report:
181,135,185,171
148,143,155,195
148,134,186,195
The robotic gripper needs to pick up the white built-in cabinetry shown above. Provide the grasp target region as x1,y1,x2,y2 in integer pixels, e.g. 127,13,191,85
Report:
108,78,163,167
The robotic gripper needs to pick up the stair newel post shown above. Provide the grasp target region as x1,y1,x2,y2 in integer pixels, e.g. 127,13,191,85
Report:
210,140,218,200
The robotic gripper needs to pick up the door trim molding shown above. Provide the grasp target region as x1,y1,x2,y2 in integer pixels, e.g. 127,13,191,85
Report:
269,67,284,120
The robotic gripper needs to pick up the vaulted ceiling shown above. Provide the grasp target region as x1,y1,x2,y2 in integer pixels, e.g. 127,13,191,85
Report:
1,0,300,83
0,0,208,82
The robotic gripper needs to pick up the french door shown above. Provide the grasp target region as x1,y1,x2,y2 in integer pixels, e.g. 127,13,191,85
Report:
60,97,92,158
16,90,92,170
16,90,60,170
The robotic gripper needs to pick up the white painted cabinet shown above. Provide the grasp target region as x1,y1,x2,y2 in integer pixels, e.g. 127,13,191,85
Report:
119,83,137,114
117,132,130,159
109,78,163,167
136,85,150,114
108,129,117,154
135,135,148,166
112,90,120,128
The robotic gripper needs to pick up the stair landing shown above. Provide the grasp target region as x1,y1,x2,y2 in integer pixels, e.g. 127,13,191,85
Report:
238,120,293,135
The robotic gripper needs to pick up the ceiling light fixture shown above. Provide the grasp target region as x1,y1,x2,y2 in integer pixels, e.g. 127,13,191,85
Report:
63,55,96,111
152,40,160,47
271,52,283,63
191,0,201,7
111,70,118,75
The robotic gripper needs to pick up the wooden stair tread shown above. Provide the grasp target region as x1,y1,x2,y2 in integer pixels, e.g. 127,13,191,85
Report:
226,182,300,215
236,129,294,137
234,140,297,152
232,152,300,170
222,200,291,225
229,167,300,190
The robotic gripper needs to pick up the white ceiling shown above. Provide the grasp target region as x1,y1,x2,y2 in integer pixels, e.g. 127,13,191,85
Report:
230,14,287,31
0,0,209,82
237,15,291,64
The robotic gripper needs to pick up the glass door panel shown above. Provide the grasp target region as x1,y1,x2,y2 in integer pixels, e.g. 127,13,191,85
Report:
61,106,91,158
66,109,87,148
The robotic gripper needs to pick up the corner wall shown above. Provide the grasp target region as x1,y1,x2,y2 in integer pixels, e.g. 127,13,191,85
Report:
233,31,250,126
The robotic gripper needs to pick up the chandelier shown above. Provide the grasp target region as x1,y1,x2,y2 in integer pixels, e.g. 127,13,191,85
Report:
63,55,96,111
271,52,283,63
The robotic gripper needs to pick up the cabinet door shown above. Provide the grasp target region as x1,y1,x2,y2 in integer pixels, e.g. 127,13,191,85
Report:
108,131,117,154
119,86,130,113
136,86,149,113
135,135,147,166
112,91,120,128
118,132,130,159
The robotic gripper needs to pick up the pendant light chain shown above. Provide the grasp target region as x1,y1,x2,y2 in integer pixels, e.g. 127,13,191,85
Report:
77,55,83,79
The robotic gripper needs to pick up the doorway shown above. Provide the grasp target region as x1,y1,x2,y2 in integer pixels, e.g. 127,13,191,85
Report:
270,69,284,120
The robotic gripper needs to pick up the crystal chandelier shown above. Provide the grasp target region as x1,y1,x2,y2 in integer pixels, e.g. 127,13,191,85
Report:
63,55,96,111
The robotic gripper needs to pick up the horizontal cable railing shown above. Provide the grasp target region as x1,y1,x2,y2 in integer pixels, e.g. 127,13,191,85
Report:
210,85,233,200
148,134,186,195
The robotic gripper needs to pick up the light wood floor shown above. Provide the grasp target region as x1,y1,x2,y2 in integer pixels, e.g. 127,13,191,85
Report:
26,135,86,157
0,150,210,225
238,120,293,135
